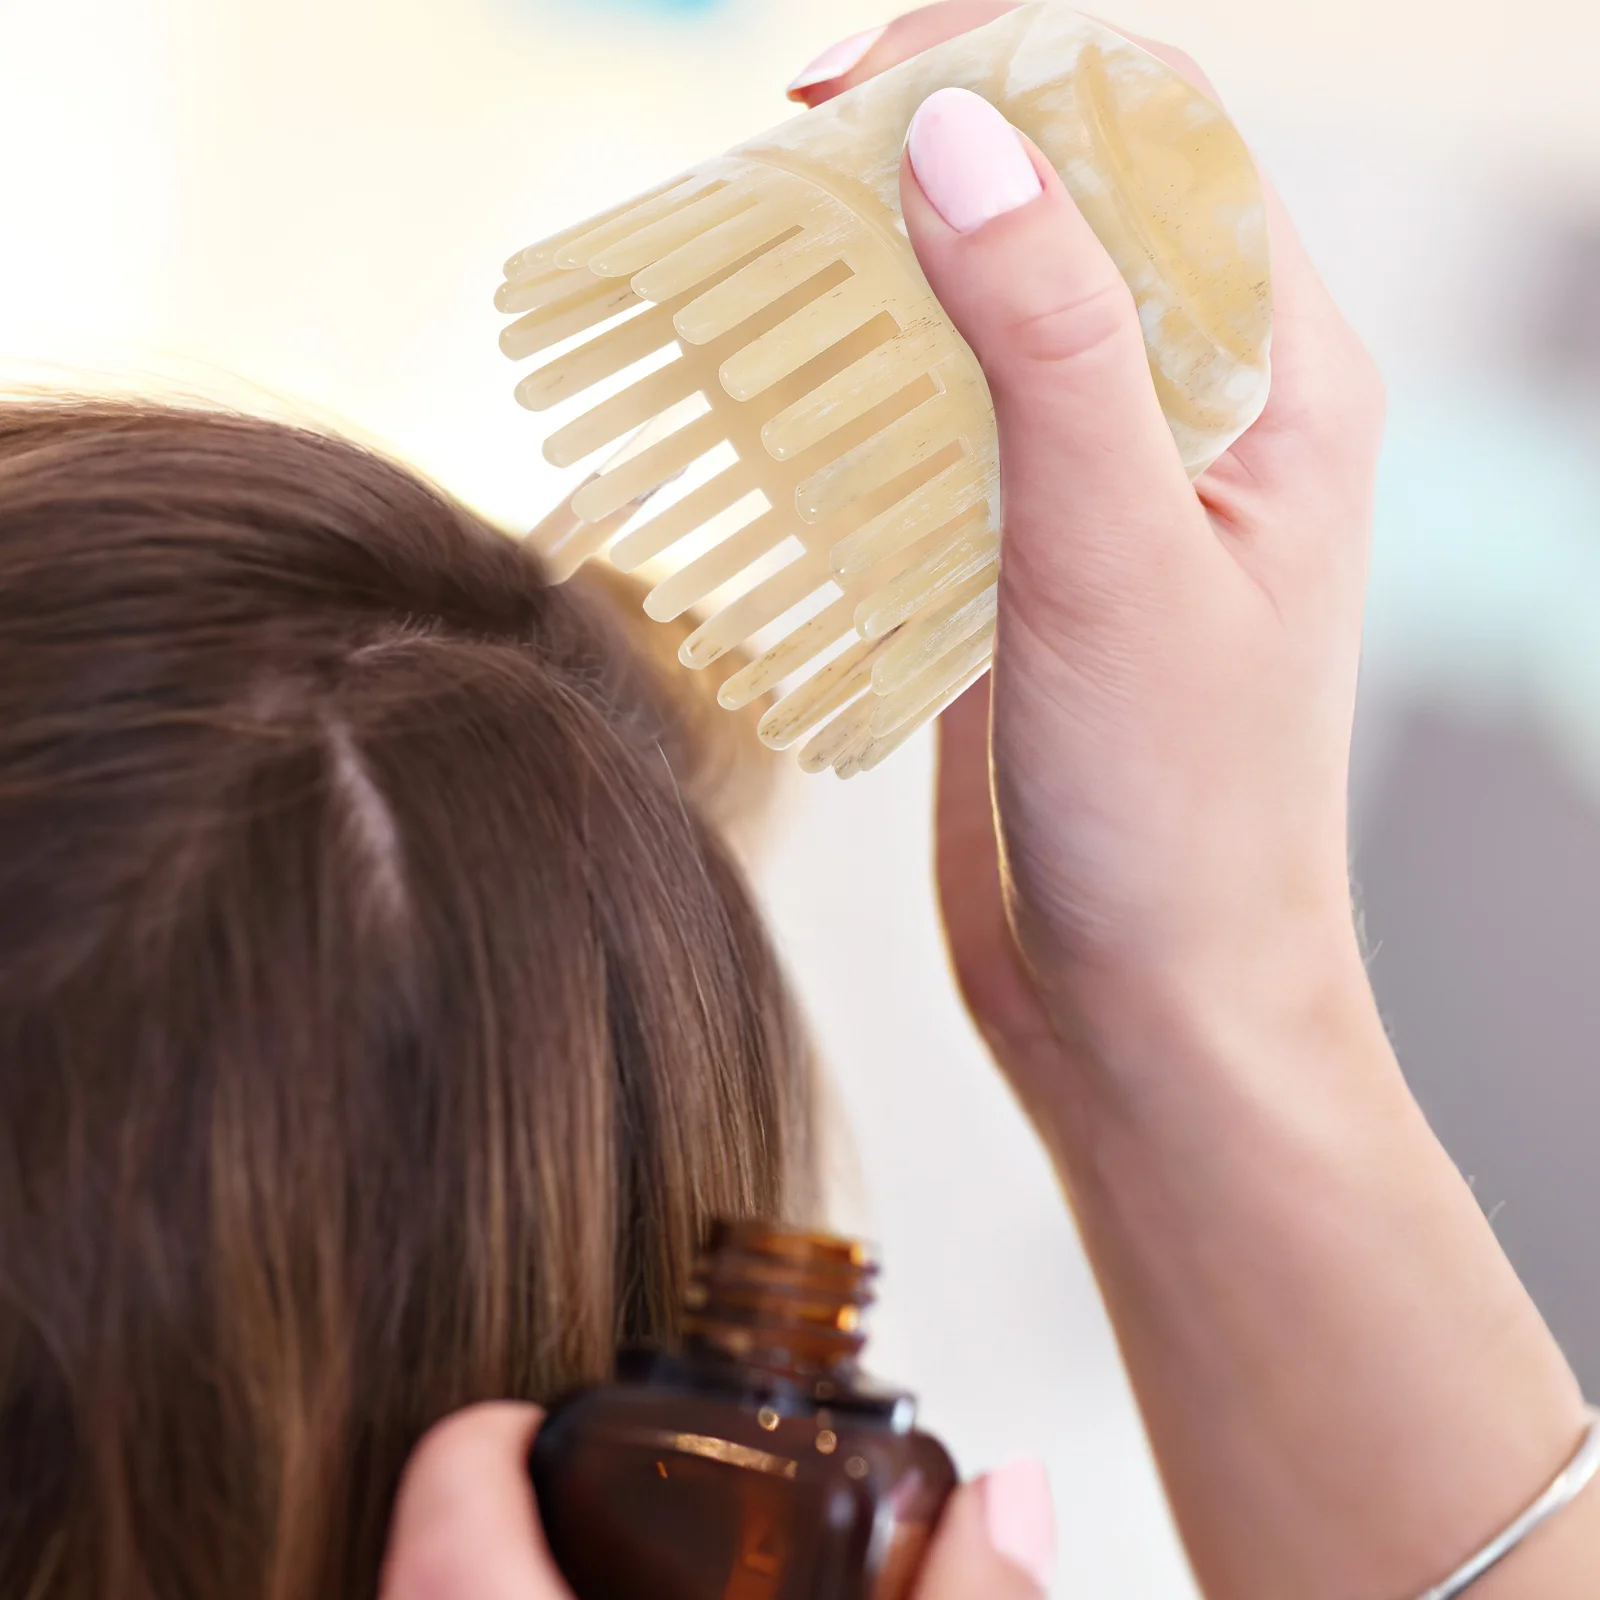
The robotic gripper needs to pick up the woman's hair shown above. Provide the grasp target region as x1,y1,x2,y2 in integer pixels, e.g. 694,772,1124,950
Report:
0,400,812,1600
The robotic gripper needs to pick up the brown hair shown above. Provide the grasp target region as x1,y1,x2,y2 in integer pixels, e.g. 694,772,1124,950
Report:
0,399,813,1600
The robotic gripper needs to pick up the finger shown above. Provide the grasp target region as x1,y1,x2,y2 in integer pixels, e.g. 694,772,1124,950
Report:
900,88,1199,616
934,682,1059,1071
787,9,1211,121
914,1464,1055,1600
787,4,1021,106
934,678,995,908
380,1403,572,1600
934,679,1002,983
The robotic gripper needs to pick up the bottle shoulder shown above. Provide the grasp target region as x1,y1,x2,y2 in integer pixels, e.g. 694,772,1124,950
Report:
596,1348,918,1427
533,1355,954,1484
534,1370,955,1517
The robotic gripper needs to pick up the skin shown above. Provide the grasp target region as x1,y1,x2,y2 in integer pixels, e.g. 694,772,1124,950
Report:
815,6,1596,1598
384,7,1600,1597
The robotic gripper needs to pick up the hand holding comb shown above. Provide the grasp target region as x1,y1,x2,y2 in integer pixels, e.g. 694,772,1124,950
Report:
498,3,1271,777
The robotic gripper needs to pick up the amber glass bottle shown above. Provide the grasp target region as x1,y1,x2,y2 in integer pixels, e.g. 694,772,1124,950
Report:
530,1221,958,1600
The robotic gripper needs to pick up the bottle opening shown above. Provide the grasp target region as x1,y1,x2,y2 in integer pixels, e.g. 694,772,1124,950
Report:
682,1221,878,1380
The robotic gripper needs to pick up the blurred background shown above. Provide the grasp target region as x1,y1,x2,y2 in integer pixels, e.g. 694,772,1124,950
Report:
3,0,1597,1592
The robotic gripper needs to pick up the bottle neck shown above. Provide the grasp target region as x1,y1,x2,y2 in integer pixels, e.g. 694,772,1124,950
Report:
679,1221,877,1386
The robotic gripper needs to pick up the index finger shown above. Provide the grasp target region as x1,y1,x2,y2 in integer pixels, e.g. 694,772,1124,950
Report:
380,1403,572,1600
788,2,1021,105
788,4,1221,108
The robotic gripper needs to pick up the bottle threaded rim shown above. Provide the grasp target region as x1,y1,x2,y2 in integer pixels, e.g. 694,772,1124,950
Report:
682,1221,878,1378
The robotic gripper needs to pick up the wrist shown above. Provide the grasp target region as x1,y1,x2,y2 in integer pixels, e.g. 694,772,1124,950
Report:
1471,1462,1600,1600
1011,907,1396,1137
1007,917,1590,1600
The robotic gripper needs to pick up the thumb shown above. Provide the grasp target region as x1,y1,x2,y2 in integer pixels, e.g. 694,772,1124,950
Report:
381,1403,573,1600
914,1461,1057,1600
899,87,1198,613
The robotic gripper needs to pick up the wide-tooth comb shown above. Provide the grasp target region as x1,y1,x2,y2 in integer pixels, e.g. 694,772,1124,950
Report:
497,2,1272,776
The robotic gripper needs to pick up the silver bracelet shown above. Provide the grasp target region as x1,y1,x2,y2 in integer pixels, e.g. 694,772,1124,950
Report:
1413,1404,1600,1599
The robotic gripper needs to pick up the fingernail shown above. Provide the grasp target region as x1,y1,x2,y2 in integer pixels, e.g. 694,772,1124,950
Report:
787,26,886,98
906,87,1043,234
983,1459,1056,1590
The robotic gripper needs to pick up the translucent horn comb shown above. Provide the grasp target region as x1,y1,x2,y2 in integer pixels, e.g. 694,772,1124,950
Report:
497,2,1272,777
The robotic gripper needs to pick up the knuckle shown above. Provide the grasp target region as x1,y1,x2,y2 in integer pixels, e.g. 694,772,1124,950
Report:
388,1414,488,1529
1317,333,1387,441
1347,345,1388,425
998,275,1139,368
408,1408,490,1476
1272,322,1386,455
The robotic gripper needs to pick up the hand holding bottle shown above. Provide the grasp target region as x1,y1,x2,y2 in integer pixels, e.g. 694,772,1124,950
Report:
378,1405,1056,1600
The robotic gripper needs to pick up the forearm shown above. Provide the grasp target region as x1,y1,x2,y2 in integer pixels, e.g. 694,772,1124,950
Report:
1020,943,1594,1600
854,5,1594,1587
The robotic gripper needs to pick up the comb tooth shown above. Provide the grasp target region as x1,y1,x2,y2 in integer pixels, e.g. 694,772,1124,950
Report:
609,463,755,571
502,177,685,278
553,173,725,269
849,654,992,775
714,522,939,710
541,361,701,468
643,507,784,622
719,278,890,403
499,281,642,361
503,244,560,281
526,495,636,583
513,302,680,411
758,635,889,750
872,572,997,694
799,693,877,775
589,179,764,279
495,266,594,316
632,201,797,305
717,593,858,709
869,622,997,739
569,411,724,523
837,720,920,778
680,553,830,670
760,325,943,462
856,518,998,640
830,457,991,581
796,395,964,522
674,234,840,345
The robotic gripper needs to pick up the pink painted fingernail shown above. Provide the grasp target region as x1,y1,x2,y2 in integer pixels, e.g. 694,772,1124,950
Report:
983,1459,1057,1589
906,87,1043,233
787,27,887,98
